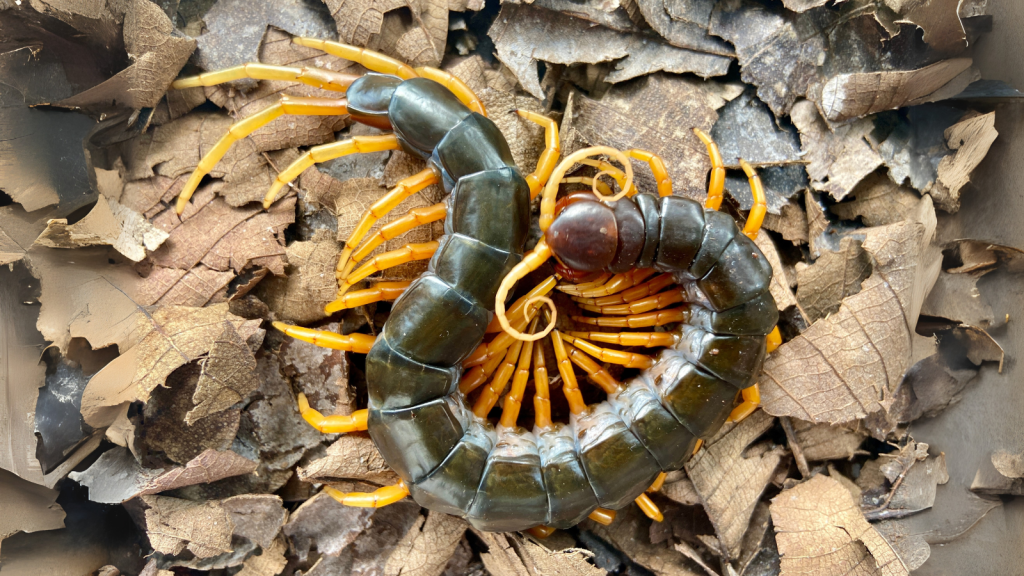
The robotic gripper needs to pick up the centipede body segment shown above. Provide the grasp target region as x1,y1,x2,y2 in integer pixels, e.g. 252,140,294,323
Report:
173,40,780,533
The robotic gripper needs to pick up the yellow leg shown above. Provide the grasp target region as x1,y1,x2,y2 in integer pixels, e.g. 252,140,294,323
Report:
349,202,447,266
727,383,761,423
559,334,653,370
570,307,687,328
175,95,349,214
767,326,782,353
588,508,616,525
532,342,553,430
515,110,560,199
272,322,375,353
572,273,674,307
527,525,556,539
333,241,439,302
264,135,402,208
415,66,486,116
324,481,409,507
472,336,526,418
459,352,506,395
565,331,677,348
693,438,704,455
647,471,667,493
298,393,368,433
292,38,419,80
627,149,672,197
335,167,440,284
739,159,766,240
325,281,410,314
693,128,725,211
560,340,623,393
559,268,657,298
576,287,685,315
498,319,539,427
550,330,588,414
172,62,358,92
635,493,664,522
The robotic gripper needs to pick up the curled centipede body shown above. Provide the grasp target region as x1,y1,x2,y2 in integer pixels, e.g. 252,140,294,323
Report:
172,40,779,534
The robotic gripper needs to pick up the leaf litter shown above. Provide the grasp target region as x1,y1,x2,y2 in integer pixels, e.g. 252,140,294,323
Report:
0,0,1015,573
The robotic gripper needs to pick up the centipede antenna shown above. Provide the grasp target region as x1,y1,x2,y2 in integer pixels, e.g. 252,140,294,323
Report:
739,159,767,239
693,128,725,211
559,176,615,197
634,493,664,522
540,147,634,233
297,393,369,433
323,480,409,508
494,240,558,342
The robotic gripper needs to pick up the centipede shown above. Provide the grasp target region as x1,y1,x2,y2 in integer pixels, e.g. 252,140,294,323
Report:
171,39,782,535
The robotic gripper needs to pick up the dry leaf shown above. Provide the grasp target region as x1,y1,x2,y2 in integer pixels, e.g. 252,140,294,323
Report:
754,233,802,316
33,195,169,262
771,474,909,575
383,511,467,576
685,410,785,559
325,0,407,47
763,202,809,244
790,419,867,461
138,265,237,307
490,4,731,100
584,505,703,576
831,172,922,227
791,100,883,202
299,434,400,486
80,303,261,428
971,451,1024,496
187,322,261,424
760,202,940,424
259,229,341,324
931,111,998,212
221,494,289,549
278,320,354,415
143,450,259,495
283,492,375,561
661,473,701,506
796,237,872,323
561,74,738,201
0,467,65,553
635,0,735,55
235,537,288,576
891,0,968,54
142,495,234,558
820,59,973,123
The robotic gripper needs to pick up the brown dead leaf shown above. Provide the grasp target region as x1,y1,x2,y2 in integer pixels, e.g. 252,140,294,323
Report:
142,495,234,558
832,172,922,227
138,265,237,307
562,75,738,201
820,59,973,123
259,229,341,324
661,472,701,506
635,0,734,56
299,433,400,486
891,0,968,54
796,237,873,323
754,233,802,317
278,321,354,415
490,4,731,100
872,520,931,572
325,0,407,47
584,504,702,576
473,531,606,576
791,100,883,202
0,467,65,554
187,322,261,424
972,451,1024,496
931,111,998,212
383,511,468,576
772,474,909,575
685,410,785,560
761,200,940,424
791,419,867,461
325,0,449,67
283,492,375,561
478,89,548,182
920,270,994,327
80,302,261,428
235,537,288,576
763,202,809,244
143,449,258,495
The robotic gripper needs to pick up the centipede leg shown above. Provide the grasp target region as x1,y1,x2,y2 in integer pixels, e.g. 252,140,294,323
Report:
626,149,672,197
560,340,622,393
550,331,588,414
333,241,440,301
527,525,556,539
693,128,725,211
562,268,657,298
739,159,767,240
647,472,667,493
335,168,441,283
272,322,375,353
559,334,653,370
413,66,486,115
565,331,676,348
767,326,782,353
298,393,369,433
576,287,685,315
587,508,616,525
172,62,359,93
497,319,539,426
634,493,664,522
570,307,688,329
345,202,447,268
472,337,526,418
516,110,560,198
324,281,411,313
264,135,402,208
324,481,409,507
727,384,761,423
175,95,350,214
572,273,674,307
485,276,558,333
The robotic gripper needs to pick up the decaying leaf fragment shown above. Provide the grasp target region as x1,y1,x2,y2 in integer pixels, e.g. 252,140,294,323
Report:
772,475,909,575
299,434,400,486
0,468,65,553
235,537,288,576
891,0,969,54
143,495,234,558
685,410,786,559
33,195,169,262
796,236,872,324
187,322,261,424
258,229,342,324
790,419,868,462
832,172,922,227
791,100,882,201
283,492,374,561
584,504,702,576
931,111,998,212
383,511,468,576
971,451,1024,496
489,4,731,100
820,59,973,123
474,530,606,576
761,203,940,424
